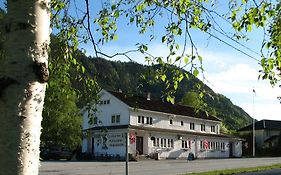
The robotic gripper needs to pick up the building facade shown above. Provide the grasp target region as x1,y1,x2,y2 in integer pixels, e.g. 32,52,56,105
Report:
82,90,242,160
238,120,281,148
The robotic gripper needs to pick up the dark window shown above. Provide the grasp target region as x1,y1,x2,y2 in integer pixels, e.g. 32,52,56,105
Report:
93,117,98,124
201,124,205,131
112,115,120,123
168,139,170,147
142,116,144,123
211,125,215,132
181,121,184,126
116,115,120,123
170,119,173,125
150,117,153,125
138,116,141,123
146,117,149,124
190,122,195,130
182,140,188,148
111,115,115,123
171,139,174,147
107,100,110,104
151,137,156,147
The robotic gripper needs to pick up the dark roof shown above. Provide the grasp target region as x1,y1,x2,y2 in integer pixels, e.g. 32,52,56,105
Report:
264,135,279,143
84,124,242,140
238,120,281,132
107,90,221,122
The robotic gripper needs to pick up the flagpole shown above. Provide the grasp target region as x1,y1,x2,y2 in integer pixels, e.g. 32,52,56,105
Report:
252,88,255,157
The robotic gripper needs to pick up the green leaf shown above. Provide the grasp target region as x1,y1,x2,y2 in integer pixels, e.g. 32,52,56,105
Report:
184,57,189,64
113,35,118,41
193,69,199,77
160,74,166,81
162,36,166,43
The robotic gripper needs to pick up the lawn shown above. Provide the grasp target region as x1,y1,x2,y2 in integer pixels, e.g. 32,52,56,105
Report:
182,163,281,175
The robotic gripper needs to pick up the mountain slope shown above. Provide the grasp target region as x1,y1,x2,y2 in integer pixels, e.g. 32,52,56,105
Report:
78,56,252,131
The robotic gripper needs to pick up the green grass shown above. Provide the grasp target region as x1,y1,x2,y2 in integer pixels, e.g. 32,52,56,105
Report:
182,163,281,175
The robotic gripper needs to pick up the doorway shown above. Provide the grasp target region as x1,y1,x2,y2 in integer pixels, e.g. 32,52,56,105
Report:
136,136,143,155
229,142,233,157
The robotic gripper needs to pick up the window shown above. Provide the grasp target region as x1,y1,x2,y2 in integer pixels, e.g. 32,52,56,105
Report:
221,142,225,150
200,141,203,149
210,142,214,149
116,115,120,123
170,119,173,125
211,125,216,132
190,122,195,130
164,139,167,147
168,139,170,147
151,137,156,147
138,116,141,123
171,139,174,148
181,121,184,126
156,138,159,147
146,117,150,124
111,115,120,123
215,142,219,150
93,117,98,125
100,100,110,105
201,124,205,131
150,117,153,125
142,116,145,124
161,138,163,147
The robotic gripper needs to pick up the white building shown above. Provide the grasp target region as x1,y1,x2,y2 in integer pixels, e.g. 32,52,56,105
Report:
82,89,243,160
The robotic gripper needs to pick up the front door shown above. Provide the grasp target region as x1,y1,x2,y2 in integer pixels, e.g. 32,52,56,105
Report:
91,137,95,155
229,142,233,157
136,136,143,155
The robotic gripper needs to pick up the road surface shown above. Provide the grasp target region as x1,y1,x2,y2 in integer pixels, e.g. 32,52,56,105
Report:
39,157,281,175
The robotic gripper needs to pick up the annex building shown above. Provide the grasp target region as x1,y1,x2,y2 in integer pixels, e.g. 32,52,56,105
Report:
82,89,242,160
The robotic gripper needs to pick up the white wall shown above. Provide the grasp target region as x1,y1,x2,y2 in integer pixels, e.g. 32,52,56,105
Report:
82,91,130,130
130,110,220,134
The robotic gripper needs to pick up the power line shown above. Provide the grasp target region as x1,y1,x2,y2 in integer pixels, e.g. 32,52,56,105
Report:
205,30,261,62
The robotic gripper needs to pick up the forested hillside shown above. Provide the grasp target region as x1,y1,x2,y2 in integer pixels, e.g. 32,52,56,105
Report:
77,55,252,131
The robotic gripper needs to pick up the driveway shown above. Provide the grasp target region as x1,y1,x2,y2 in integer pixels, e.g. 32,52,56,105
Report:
39,157,281,175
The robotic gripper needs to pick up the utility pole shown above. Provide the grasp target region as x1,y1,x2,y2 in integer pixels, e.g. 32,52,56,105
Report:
252,88,256,157
125,132,129,175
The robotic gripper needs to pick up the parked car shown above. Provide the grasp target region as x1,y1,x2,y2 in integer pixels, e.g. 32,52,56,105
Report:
40,145,73,160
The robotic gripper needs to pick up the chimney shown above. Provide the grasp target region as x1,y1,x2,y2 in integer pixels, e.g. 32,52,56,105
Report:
147,92,151,101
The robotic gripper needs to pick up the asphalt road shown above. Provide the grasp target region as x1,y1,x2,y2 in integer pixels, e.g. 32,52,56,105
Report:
39,157,281,175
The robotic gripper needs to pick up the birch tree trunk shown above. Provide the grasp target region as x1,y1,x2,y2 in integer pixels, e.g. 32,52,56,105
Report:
0,0,50,175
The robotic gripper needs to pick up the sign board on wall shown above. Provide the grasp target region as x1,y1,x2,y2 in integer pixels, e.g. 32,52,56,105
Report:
108,133,126,147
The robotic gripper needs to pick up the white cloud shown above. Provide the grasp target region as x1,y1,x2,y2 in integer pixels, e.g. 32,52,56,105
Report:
200,50,280,121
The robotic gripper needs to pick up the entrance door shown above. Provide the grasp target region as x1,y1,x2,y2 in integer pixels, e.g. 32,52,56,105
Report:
91,137,95,155
136,136,143,155
229,142,233,157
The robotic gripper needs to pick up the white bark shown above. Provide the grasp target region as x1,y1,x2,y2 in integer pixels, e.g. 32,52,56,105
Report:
0,0,50,175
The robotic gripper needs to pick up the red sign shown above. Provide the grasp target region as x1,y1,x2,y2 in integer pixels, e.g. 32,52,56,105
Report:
129,133,135,144
204,139,209,149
